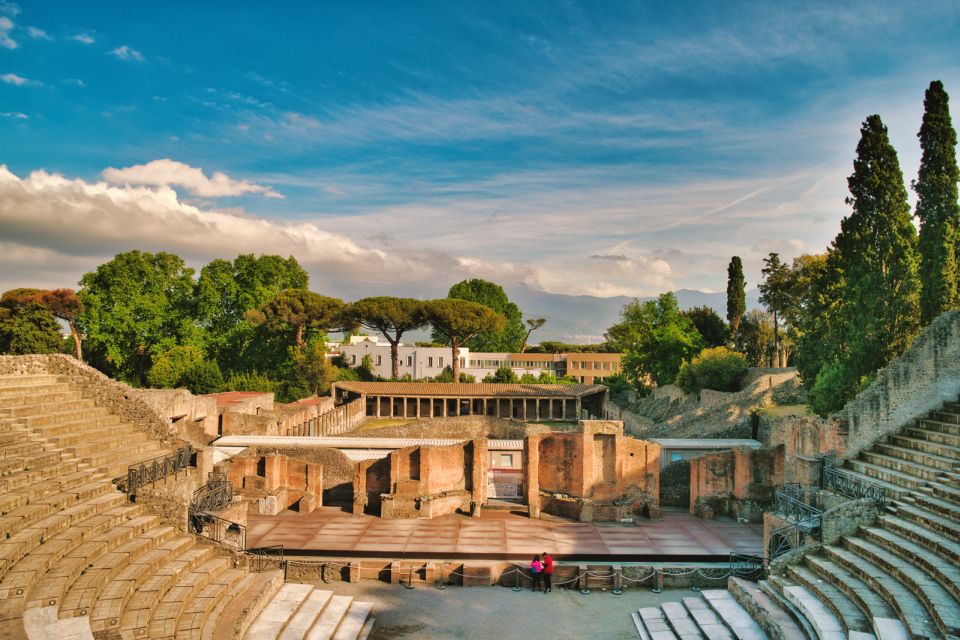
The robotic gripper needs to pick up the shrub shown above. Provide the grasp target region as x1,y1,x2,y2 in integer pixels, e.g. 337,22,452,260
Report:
146,345,204,388
223,371,277,393
180,360,225,395
675,346,747,393
482,365,518,384
809,361,869,417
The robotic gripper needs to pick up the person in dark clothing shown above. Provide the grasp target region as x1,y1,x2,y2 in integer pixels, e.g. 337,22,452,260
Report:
530,555,543,592
542,552,554,593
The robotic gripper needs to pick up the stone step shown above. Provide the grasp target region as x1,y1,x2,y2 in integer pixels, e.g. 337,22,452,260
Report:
0,470,108,518
860,524,960,603
0,450,63,477
890,434,960,460
912,492,960,522
803,554,897,622
905,426,960,448
823,544,941,639
758,577,819,640
58,523,178,617
0,490,123,582
780,583,846,640
630,611,653,640
0,376,61,389
304,595,355,640
24,407,113,429
879,513,960,565
0,388,82,407
46,422,136,449
873,443,960,472
358,618,374,640
636,607,678,639
682,596,735,640
206,569,285,640
280,588,334,640
176,567,249,639
727,577,806,640
917,418,960,436
0,398,97,419
245,582,315,639
27,513,158,611
834,467,912,499
0,458,80,493
661,600,705,639
931,479,960,501
891,501,960,543
60,430,152,460
861,450,958,483
119,545,220,636
846,460,929,491
930,409,960,425
786,563,873,635
701,589,766,640
90,443,173,480
147,555,233,639
33,414,121,438
331,600,374,640
844,535,960,636
88,535,197,633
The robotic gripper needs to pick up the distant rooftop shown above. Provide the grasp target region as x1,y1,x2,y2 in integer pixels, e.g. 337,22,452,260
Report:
649,438,762,449
204,391,271,408
332,381,606,398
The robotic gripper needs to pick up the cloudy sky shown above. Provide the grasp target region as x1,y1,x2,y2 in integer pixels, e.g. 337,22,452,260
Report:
1,1,958,301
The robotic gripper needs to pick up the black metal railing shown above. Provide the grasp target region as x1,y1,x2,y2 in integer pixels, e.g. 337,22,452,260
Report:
821,456,886,510
124,446,193,494
191,512,246,550
768,523,814,559
729,553,766,579
188,472,232,515
250,545,285,572
773,490,822,532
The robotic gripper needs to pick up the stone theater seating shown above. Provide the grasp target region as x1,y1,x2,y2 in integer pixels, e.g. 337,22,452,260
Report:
0,372,373,640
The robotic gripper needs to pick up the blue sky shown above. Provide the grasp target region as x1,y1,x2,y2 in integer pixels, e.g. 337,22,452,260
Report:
1,1,959,302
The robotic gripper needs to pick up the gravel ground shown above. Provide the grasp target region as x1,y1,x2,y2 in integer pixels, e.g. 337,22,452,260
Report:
328,581,699,639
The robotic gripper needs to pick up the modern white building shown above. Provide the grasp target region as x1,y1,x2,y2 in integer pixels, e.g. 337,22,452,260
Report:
332,339,467,379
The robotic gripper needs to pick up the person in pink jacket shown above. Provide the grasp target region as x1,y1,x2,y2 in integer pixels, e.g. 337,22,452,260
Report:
529,555,544,592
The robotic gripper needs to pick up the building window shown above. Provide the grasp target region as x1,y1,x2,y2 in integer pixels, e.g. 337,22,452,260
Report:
407,356,412,366
500,453,513,467
376,355,382,365
428,357,433,367
351,355,356,365
593,362,598,369
439,357,444,367
670,452,683,462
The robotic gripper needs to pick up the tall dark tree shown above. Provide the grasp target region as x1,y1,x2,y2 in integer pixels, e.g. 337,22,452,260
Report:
432,279,525,352
835,114,921,383
347,297,428,380
726,257,746,343
915,80,960,324
424,299,505,382
248,289,348,348
759,253,792,367
680,306,729,348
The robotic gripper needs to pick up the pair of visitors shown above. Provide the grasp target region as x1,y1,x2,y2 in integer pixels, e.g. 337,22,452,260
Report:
529,552,554,593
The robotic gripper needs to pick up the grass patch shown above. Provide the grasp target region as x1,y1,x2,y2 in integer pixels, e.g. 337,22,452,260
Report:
356,418,416,431
759,404,809,417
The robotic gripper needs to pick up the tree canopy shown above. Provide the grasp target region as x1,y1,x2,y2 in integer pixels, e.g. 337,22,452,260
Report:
425,298,506,381
726,256,746,341
432,279,525,351
0,289,64,355
680,306,729,348
249,289,348,348
347,297,427,379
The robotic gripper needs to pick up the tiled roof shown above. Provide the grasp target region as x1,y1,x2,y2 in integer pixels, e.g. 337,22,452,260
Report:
213,435,524,450
332,381,606,398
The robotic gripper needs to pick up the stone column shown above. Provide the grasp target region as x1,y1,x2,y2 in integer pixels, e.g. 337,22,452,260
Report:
197,447,215,484
375,395,381,418
353,461,368,515
525,434,541,518
471,438,488,515
263,454,287,492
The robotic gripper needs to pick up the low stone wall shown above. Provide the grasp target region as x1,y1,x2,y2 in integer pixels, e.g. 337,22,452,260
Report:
134,468,201,534
0,354,191,449
223,397,364,438
842,309,960,458
820,496,878,546
689,445,783,523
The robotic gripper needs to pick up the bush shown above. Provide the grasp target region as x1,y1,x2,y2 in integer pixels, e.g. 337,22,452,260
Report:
483,365,519,384
180,360,225,395
147,345,205,388
674,347,747,393
809,361,869,417
434,366,475,383
223,370,277,393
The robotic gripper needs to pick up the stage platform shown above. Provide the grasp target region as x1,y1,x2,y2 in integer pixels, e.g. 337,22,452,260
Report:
245,508,763,562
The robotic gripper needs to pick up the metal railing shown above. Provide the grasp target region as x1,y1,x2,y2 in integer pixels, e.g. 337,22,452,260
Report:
191,512,246,551
821,456,887,510
189,472,233,516
773,490,822,532
768,523,814,559
729,553,765,579
124,446,193,494
250,545,285,573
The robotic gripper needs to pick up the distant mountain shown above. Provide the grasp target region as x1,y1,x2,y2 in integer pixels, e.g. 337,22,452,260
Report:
505,284,762,344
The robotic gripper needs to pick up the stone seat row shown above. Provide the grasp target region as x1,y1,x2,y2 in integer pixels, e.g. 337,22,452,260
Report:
0,373,374,639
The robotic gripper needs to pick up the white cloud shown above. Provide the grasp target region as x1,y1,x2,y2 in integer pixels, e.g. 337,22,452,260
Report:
109,45,143,62
71,33,94,44
64,78,85,87
102,159,284,199
0,111,27,119
26,26,49,40
1,72,27,85
0,16,15,49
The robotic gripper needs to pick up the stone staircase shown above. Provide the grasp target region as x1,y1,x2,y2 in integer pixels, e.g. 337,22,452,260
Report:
632,398,960,640
0,373,374,640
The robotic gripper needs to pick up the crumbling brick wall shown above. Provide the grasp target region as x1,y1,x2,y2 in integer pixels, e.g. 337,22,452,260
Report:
689,445,784,522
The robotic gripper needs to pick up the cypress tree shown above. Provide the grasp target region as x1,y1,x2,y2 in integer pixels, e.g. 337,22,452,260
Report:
726,256,746,342
915,80,960,324
836,114,921,379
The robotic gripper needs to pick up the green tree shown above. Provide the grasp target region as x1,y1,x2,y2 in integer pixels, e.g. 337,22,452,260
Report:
147,345,205,388
424,299,506,382
680,306,729,348
738,309,775,367
78,251,199,385
759,253,792,367
432,279,525,351
0,289,64,355
915,80,960,323
249,289,348,348
223,371,278,393
837,114,921,383
675,346,748,393
180,360,225,395
347,297,427,380
605,292,703,391
287,337,334,398
787,253,844,387
483,365,519,383
726,256,746,342
26,289,84,359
